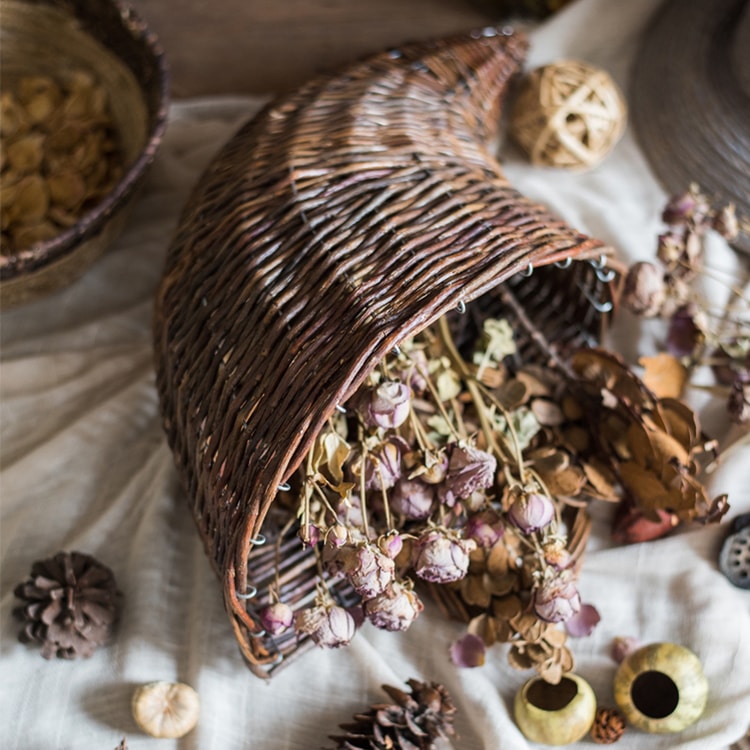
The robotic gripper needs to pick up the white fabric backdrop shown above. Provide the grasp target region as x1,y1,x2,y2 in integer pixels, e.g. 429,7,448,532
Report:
2,0,749,747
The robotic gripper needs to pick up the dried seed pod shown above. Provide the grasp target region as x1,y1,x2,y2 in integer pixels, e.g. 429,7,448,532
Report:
131,681,200,739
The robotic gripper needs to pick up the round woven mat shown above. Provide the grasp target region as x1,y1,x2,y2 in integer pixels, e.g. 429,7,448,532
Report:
630,0,750,254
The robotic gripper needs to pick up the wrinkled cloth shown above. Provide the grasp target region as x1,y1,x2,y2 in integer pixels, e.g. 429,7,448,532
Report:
2,0,749,747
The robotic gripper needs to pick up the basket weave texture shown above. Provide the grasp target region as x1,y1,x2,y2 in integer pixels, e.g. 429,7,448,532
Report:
153,28,612,676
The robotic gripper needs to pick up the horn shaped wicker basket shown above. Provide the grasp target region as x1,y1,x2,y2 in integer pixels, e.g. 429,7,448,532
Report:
153,27,616,678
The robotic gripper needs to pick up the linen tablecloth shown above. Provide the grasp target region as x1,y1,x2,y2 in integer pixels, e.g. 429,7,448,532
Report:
2,0,749,747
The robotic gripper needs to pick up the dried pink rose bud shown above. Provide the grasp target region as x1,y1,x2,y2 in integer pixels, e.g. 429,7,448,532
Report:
662,187,710,226
621,261,666,318
364,438,405,491
465,510,504,547
533,575,581,623
363,581,423,631
294,602,356,648
656,231,685,266
449,633,486,668
378,532,403,559
259,601,294,635
413,529,476,584
299,524,321,547
395,349,429,394
367,381,412,429
508,492,555,534
444,444,496,500
712,203,739,240
339,542,395,599
542,538,572,570
391,477,435,520
326,523,349,549
610,635,641,664
564,603,601,637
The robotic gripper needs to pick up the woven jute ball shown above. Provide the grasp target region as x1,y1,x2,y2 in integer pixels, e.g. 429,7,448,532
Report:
510,60,626,170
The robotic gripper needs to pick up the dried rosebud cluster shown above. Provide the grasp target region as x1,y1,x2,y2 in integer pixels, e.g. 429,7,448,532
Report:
264,320,606,684
620,184,749,424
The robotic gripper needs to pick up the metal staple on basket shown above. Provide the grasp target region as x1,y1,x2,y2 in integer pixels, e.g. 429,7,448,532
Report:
153,26,614,678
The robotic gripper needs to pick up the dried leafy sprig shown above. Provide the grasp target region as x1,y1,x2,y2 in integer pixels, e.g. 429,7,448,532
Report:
620,183,750,425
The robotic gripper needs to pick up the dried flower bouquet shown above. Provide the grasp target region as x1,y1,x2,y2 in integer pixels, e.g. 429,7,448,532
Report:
245,274,727,683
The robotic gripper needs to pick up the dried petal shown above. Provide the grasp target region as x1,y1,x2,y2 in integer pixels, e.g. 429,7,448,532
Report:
610,635,640,664
564,603,601,637
449,633,486,667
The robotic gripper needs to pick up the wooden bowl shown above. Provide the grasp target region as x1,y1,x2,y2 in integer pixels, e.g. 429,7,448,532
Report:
0,0,169,308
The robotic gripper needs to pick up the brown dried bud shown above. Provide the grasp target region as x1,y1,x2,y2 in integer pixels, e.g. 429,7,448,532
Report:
590,706,626,744
712,203,739,240
661,186,710,227
728,373,750,424
621,261,666,317
294,601,357,648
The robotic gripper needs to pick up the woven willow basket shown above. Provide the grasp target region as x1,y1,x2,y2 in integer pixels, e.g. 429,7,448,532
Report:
154,28,616,678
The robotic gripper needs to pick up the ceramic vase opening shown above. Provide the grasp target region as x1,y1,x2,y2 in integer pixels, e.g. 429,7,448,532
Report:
526,677,579,711
631,670,680,719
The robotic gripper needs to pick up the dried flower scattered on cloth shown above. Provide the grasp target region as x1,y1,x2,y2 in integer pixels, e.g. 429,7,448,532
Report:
327,678,456,750
13,550,121,659
620,183,750,428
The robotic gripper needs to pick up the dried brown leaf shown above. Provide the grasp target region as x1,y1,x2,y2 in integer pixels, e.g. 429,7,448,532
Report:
530,398,565,426
639,353,688,399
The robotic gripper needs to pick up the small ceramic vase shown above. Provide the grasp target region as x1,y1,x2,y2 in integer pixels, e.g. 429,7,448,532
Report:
614,642,708,733
513,673,597,745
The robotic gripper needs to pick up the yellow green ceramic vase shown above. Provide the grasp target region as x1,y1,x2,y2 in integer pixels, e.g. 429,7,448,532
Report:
614,642,708,734
513,673,597,745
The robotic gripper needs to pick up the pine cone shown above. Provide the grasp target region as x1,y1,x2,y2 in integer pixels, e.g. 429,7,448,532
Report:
591,706,626,744
13,550,122,659
329,679,456,750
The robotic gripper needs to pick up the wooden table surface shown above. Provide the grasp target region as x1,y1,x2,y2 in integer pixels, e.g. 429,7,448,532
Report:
130,0,494,97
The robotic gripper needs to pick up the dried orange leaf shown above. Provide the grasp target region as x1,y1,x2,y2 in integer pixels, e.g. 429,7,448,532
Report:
639,353,688,399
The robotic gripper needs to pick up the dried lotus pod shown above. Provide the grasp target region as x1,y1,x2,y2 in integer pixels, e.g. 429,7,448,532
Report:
131,681,200,739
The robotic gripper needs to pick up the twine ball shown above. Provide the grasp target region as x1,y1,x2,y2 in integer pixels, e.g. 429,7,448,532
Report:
510,60,627,170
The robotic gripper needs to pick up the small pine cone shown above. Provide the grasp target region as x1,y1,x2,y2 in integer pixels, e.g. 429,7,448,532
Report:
13,550,122,659
114,739,128,750
329,679,456,750
591,707,626,744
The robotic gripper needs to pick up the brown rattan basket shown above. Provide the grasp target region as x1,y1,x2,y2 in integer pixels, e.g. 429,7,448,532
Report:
153,27,616,678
